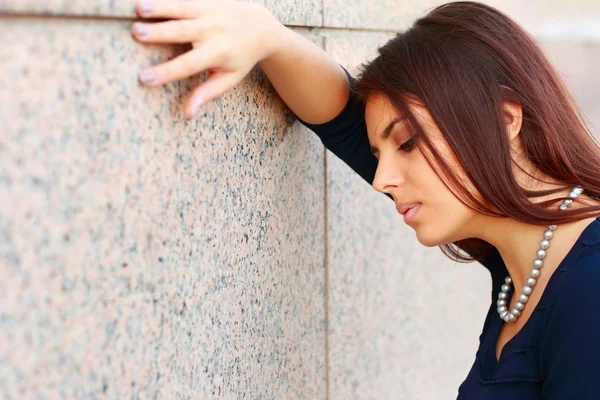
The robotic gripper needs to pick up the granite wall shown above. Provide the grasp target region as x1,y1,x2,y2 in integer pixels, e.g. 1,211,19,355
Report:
1,1,598,399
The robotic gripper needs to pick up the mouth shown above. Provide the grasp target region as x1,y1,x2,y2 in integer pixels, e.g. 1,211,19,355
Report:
397,203,422,224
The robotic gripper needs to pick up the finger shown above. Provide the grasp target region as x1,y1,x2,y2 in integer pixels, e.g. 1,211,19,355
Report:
186,71,243,119
132,18,207,44
138,43,219,86
135,0,211,19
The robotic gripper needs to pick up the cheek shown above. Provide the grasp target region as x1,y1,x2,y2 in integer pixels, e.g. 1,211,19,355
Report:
407,148,480,242
407,142,483,244
414,189,475,246
411,157,453,204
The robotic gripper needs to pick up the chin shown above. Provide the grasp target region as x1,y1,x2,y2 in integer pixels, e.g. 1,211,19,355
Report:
415,232,443,248
414,227,451,248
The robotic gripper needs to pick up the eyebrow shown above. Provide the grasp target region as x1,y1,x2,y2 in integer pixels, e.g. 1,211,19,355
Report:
369,116,407,155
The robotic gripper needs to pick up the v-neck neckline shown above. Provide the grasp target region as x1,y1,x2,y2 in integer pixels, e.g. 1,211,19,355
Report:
482,216,600,378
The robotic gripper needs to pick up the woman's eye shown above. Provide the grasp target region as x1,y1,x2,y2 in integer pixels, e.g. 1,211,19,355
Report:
396,136,416,152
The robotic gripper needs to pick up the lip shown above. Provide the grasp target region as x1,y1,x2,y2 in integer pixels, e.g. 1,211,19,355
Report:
397,203,422,224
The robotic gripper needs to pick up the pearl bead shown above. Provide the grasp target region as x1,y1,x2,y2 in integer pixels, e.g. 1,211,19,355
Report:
519,294,529,303
496,186,581,324
537,249,547,259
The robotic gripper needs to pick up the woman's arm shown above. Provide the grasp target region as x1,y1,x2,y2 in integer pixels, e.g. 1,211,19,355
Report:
259,29,381,187
260,20,508,278
258,27,350,126
130,1,498,274
131,0,379,186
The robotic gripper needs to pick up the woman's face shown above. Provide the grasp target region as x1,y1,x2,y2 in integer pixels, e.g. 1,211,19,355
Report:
365,94,482,247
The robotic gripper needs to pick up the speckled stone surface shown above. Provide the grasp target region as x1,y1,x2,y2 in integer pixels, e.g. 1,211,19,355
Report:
0,0,322,27
323,0,441,31
323,0,600,35
320,30,492,399
482,0,600,39
4,0,600,37
0,18,326,399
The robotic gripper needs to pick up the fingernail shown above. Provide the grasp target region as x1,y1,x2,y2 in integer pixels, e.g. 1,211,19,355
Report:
190,105,200,118
139,71,157,85
133,23,149,36
140,1,153,13
190,98,204,118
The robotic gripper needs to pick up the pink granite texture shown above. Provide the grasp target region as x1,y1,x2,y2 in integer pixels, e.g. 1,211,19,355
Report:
321,30,492,400
1,2,600,400
0,18,326,399
322,0,600,34
0,0,322,26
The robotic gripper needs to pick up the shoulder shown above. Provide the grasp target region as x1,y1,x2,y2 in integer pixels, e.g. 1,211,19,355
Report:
550,243,600,316
558,243,600,300
539,244,600,394
541,243,600,345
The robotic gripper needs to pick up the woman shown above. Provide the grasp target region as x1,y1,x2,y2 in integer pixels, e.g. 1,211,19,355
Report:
131,1,600,398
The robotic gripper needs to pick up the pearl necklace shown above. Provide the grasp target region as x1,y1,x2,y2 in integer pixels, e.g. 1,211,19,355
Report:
497,186,584,323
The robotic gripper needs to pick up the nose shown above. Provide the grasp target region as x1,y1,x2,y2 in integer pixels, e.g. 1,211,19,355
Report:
371,155,406,195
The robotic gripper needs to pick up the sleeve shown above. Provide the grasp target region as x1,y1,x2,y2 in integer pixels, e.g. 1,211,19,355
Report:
540,245,600,399
295,65,383,191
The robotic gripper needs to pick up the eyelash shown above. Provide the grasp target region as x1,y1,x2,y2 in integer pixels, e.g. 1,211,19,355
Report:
396,136,416,152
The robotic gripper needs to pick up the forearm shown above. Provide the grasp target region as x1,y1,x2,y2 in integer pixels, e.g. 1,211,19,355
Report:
259,22,350,125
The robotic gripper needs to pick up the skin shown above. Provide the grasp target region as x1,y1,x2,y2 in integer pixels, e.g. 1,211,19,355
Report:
365,93,600,360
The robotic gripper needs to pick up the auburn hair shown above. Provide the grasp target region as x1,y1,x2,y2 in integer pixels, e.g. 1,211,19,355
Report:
352,1,600,262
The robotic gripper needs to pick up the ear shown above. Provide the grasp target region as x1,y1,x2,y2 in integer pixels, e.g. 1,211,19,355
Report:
503,101,523,142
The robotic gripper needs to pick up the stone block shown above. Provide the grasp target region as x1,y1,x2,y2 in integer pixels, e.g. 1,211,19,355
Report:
318,29,492,399
0,0,322,27
0,18,326,399
323,0,600,40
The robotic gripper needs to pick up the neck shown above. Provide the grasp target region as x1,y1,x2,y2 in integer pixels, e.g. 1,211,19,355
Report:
476,200,598,292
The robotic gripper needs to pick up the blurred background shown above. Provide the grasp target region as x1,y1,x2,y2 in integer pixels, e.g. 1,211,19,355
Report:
1,1,598,398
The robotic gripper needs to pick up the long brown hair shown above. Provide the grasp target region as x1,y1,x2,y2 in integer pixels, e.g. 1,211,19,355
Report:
352,1,600,262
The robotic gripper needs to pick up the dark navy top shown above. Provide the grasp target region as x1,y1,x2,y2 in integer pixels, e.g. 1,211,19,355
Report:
295,65,600,399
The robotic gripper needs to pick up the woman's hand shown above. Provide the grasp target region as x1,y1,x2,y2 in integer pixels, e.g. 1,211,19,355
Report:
131,0,284,119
